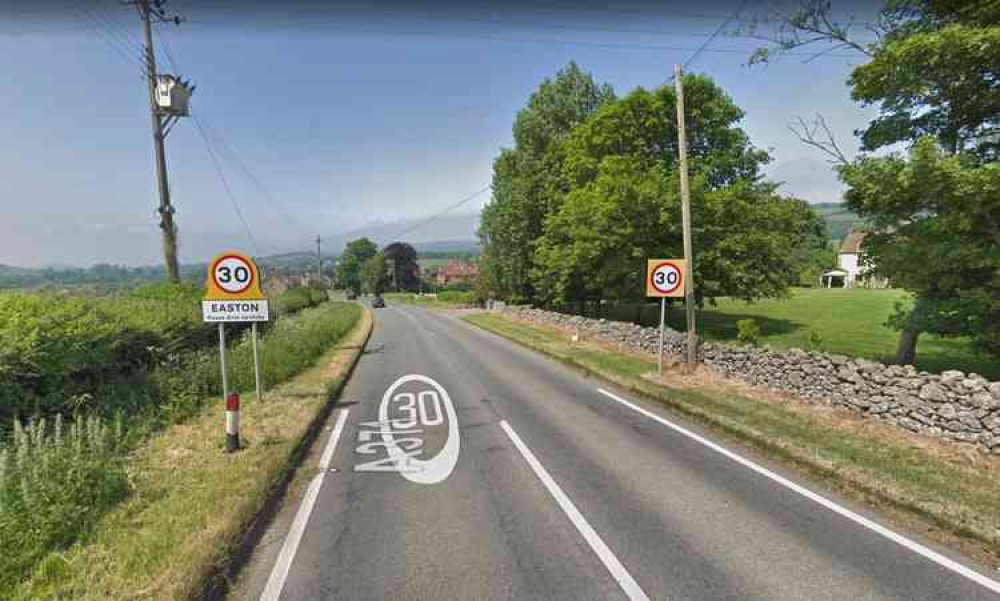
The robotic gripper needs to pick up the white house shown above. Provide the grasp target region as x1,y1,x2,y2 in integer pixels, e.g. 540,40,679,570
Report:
821,231,888,288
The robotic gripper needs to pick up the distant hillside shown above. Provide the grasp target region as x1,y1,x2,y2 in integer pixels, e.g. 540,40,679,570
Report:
813,203,866,243
332,213,480,250
412,240,480,254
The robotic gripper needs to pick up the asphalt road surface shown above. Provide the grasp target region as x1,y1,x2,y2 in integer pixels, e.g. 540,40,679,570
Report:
231,302,1000,601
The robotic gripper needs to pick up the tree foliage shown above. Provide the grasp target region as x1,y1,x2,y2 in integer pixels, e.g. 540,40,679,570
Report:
383,241,421,292
361,252,390,296
747,0,1000,361
842,138,1000,354
336,237,377,296
478,62,615,302
533,77,821,307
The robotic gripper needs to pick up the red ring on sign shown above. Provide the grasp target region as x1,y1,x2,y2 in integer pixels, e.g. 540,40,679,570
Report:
211,254,255,294
649,261,683,294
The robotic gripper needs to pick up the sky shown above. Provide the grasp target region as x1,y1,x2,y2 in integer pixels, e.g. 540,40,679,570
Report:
0,0,880,267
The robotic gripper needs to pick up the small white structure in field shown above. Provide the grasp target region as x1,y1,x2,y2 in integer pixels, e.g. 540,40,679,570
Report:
821,230,889,288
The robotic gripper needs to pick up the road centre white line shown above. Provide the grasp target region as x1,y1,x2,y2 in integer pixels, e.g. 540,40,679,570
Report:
596,387,1000,595
260,408,350,601
499,420,650,601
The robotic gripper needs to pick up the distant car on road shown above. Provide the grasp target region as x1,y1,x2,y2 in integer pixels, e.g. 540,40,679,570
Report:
371,296,386,308
346,290,358,300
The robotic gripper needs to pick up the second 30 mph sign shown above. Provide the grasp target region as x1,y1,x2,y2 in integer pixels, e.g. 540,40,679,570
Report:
646,259,686,298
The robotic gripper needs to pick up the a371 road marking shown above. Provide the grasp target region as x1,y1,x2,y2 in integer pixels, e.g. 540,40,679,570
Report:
596,387,1000,595
354,374,460,484
500,420,650,601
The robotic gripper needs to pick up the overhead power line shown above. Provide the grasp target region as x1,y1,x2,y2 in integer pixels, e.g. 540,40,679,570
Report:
191,111,262,257
198,116,313,237
682,0,749,70
393,185,491,241
72,0,149,76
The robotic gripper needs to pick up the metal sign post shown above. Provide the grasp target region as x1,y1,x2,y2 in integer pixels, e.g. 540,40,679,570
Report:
658,297,666,376
218,323,229,398
252,322,263,402
646,259,686,377
202,251,270,453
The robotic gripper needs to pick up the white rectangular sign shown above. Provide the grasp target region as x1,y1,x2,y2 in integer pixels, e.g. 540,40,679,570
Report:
202,299,269,323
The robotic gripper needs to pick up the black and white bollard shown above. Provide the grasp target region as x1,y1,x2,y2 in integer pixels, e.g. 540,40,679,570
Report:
226,392,241,452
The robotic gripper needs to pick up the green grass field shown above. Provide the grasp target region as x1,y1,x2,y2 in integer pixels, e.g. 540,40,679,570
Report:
599,288,998,380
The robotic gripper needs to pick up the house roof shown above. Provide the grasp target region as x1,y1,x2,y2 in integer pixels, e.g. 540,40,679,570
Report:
840,230,867,254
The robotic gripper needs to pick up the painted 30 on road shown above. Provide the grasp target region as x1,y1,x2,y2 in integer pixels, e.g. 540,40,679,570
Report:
354,374,460,484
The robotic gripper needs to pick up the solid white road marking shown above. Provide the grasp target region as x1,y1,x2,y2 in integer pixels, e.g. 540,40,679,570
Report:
319,409,350,470
500,420,650,601
596,388,1000,595
260,409,350,601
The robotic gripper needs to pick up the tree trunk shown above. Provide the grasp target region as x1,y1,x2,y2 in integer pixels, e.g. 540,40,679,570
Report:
894,328,920,365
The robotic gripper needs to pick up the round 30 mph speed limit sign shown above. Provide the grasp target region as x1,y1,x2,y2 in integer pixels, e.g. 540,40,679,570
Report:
646,259,686,298
212,254,255,294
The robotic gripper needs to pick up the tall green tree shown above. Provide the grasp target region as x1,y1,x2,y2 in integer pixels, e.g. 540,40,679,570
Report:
842,138,1000,357
534,76,813,307
383,241,421,292
747,0,1000,363
361,252,390,296
478,62,614,302
336,237,377,296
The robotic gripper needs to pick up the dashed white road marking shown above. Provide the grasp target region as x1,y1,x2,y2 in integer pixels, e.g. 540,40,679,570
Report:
259,409,350,601
500,420,650,601
596,387,1000,596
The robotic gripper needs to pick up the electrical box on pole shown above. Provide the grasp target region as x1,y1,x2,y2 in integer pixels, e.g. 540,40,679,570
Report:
155,75,192,116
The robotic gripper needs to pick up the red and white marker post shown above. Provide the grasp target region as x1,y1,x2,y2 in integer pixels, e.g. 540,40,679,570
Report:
226,392,241,452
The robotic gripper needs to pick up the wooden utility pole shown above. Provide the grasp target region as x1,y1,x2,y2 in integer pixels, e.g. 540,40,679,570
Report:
316,235,323,283
139,0,180,282
674,64,697,366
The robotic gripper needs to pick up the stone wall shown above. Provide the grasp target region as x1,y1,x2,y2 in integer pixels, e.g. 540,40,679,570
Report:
501,306,1000,454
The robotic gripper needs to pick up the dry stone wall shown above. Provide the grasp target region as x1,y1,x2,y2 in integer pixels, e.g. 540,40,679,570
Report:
501,306,1000,454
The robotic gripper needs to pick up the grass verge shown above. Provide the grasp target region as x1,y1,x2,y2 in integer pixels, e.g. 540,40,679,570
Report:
12,305,371,601
384,292,474,309
464,312,1000,568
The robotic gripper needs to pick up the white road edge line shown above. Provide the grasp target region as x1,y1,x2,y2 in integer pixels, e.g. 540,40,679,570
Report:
260,408,350,601
319,408,350,470
596,387,1000,595
499,420,650,601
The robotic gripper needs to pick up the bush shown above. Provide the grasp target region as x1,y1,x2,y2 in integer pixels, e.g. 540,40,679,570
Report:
272,286,328,316
808,329,823,350
736,319,760,346
0,294,159,421
0,415,127,594
437,291,476,305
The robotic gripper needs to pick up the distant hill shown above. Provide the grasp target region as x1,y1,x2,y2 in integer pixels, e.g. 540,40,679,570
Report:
412,240,480,254
813,202,866,243
331,213,480,250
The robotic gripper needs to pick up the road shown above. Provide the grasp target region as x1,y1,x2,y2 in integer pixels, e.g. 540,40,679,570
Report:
232,302,1000,601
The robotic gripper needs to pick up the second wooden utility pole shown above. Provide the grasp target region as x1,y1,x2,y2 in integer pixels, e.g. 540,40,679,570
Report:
674,64,697,366
316,235,322,283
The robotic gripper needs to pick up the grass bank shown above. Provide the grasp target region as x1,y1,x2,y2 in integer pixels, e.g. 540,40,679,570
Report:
5,302,366,600
464,313,1000,568
593,288,997,379
384,291,476,308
